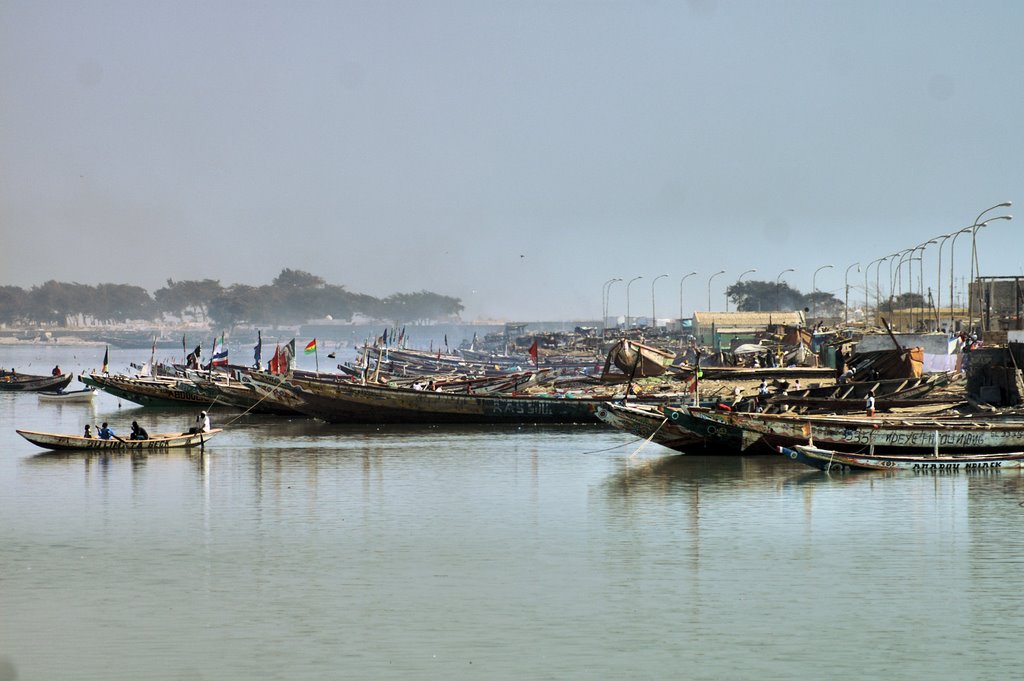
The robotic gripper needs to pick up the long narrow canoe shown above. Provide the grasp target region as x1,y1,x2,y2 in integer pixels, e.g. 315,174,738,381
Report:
17,428,223,451
779,444,1024,472
593,402,704,454
0,372,73,392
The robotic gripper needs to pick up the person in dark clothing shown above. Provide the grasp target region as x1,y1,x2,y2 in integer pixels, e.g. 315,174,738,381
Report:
130,421,149,441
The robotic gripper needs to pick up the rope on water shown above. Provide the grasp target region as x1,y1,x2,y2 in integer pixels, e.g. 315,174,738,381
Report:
628,417,668,458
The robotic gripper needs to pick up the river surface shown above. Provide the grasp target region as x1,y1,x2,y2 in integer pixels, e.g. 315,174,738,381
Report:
2,344,1024,680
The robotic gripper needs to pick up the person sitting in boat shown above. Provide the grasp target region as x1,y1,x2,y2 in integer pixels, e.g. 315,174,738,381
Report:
865,390,876,417
188,411,212,434
83,424,93,439
52,365,61,376
130,421,149,441
97,422,115,440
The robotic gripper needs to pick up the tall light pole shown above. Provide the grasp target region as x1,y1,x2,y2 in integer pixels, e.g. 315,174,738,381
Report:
935,231,967,330
888,249,913,322
650,274,668,330
728,269,756,312
968,212,1012,332
679,271,697,324
601,277,621,337
625,276,642,331
707,271,725,312
812,264,834,321
915,240,937,329
776,268,794,311
866,256,887,324
844,262,860,325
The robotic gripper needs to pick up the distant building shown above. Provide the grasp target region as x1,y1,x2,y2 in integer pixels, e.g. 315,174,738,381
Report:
969,276,1024,331
692,311,806,348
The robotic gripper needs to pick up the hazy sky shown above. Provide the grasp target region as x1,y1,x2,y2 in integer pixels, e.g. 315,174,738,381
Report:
2,0,1022,322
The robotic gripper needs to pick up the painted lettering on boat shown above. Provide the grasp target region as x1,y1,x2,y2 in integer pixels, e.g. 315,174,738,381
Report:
838,429,1024,448
909,462,1003,470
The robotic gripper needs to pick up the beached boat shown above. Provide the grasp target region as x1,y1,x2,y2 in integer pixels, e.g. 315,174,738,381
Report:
0,370,73,392
37,387,97,403
665,406,1024,454
593,402,704,453
16,428,223,451
778,444,1024,472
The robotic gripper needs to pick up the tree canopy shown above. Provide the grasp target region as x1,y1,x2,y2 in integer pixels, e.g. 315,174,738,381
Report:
0,270,464,328
725,279,843,318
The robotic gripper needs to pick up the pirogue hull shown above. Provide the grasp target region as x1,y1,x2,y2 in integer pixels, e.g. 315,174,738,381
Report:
779,444,1024,472
0,372,73,392
17,428,223,451
593,403,705,453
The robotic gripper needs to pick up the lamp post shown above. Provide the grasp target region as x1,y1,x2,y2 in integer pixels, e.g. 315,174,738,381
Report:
728,269,756,312
935,231,967,330
776,268,794,311
707,271,725,312
678,271,697,325
651,274,668,330
888,249,912,323
844,262,860,325
601,278,622,337
625,276,642,331
866,257,887,324
968,211,1013,332
812,264,834,321
915,240,937,329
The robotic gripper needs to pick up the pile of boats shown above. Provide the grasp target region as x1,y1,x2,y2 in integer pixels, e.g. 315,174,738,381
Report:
16,332,1023,472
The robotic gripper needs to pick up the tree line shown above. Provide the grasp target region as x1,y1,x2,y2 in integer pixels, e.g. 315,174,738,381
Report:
0,269,464,328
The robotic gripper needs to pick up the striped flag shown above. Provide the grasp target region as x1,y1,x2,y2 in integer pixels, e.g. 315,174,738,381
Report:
304,339,317,355
102,346,109,373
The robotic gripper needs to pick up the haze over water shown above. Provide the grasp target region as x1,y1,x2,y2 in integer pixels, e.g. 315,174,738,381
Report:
2,345,1024,680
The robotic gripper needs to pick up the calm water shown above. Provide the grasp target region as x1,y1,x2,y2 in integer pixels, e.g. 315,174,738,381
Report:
2,345,1024,680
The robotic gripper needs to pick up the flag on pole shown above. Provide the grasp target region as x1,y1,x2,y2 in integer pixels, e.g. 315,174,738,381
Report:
254,330,262,369
268,343,282,374
305,338,319,373
102,345,109,373
211,333,229,366
182,334,187,363
528,339,538,366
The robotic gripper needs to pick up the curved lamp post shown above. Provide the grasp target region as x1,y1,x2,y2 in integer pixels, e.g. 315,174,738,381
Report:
707,271,725,312
679,271,697,325
812,264,834,320
728,269,756,312
601,277,622,336
625,276,642,331
915,240,938,328
866,256,887,323
776,268,794,311
844,262,860,325
968,212,1012,332
651,274,668,330
936,230,968,329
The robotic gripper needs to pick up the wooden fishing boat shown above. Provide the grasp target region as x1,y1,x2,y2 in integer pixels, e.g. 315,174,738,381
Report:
268,373,684,424
601,339,676,379
593,402,704,453
0,370,73,392
80,373,221,408
666,406,1024,454
778,444,1024,472
17,428,223,451
37,387,97,403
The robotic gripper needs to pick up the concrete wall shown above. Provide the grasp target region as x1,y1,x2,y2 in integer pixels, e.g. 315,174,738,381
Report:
855,333,953,355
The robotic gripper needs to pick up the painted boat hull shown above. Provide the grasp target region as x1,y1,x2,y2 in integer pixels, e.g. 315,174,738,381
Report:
677,406,1024,454
778,444,1024,472
0,372,73,392
80,373,216,408
593,403,704,453
17,428,223,451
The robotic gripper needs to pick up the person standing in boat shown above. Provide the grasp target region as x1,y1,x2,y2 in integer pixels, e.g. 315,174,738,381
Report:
865,390,876,418
52,365,61,376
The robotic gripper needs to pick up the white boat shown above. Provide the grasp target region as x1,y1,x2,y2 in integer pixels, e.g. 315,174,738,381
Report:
37,388,98,403
16,428,223,451
779,443,1024,472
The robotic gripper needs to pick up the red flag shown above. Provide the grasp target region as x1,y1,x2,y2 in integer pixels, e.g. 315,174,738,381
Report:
528,340,538,365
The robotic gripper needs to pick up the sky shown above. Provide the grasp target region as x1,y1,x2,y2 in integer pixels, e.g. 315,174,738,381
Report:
2,0,1022,322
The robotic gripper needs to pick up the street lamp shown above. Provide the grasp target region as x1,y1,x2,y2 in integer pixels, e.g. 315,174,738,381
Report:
707,271,725,312
679,271,697,324
915,240,938,329
812,264,834,320
625,276,642,331
601,278,622,337
844,262,860,325
866,256,887,323
651,274,668,330
776,268,794,311
728,269,756,312
968,212,1012,332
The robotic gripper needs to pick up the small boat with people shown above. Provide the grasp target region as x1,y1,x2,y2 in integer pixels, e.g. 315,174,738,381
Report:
0,369,73,393
778,443,1024,472
16,428,223,451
